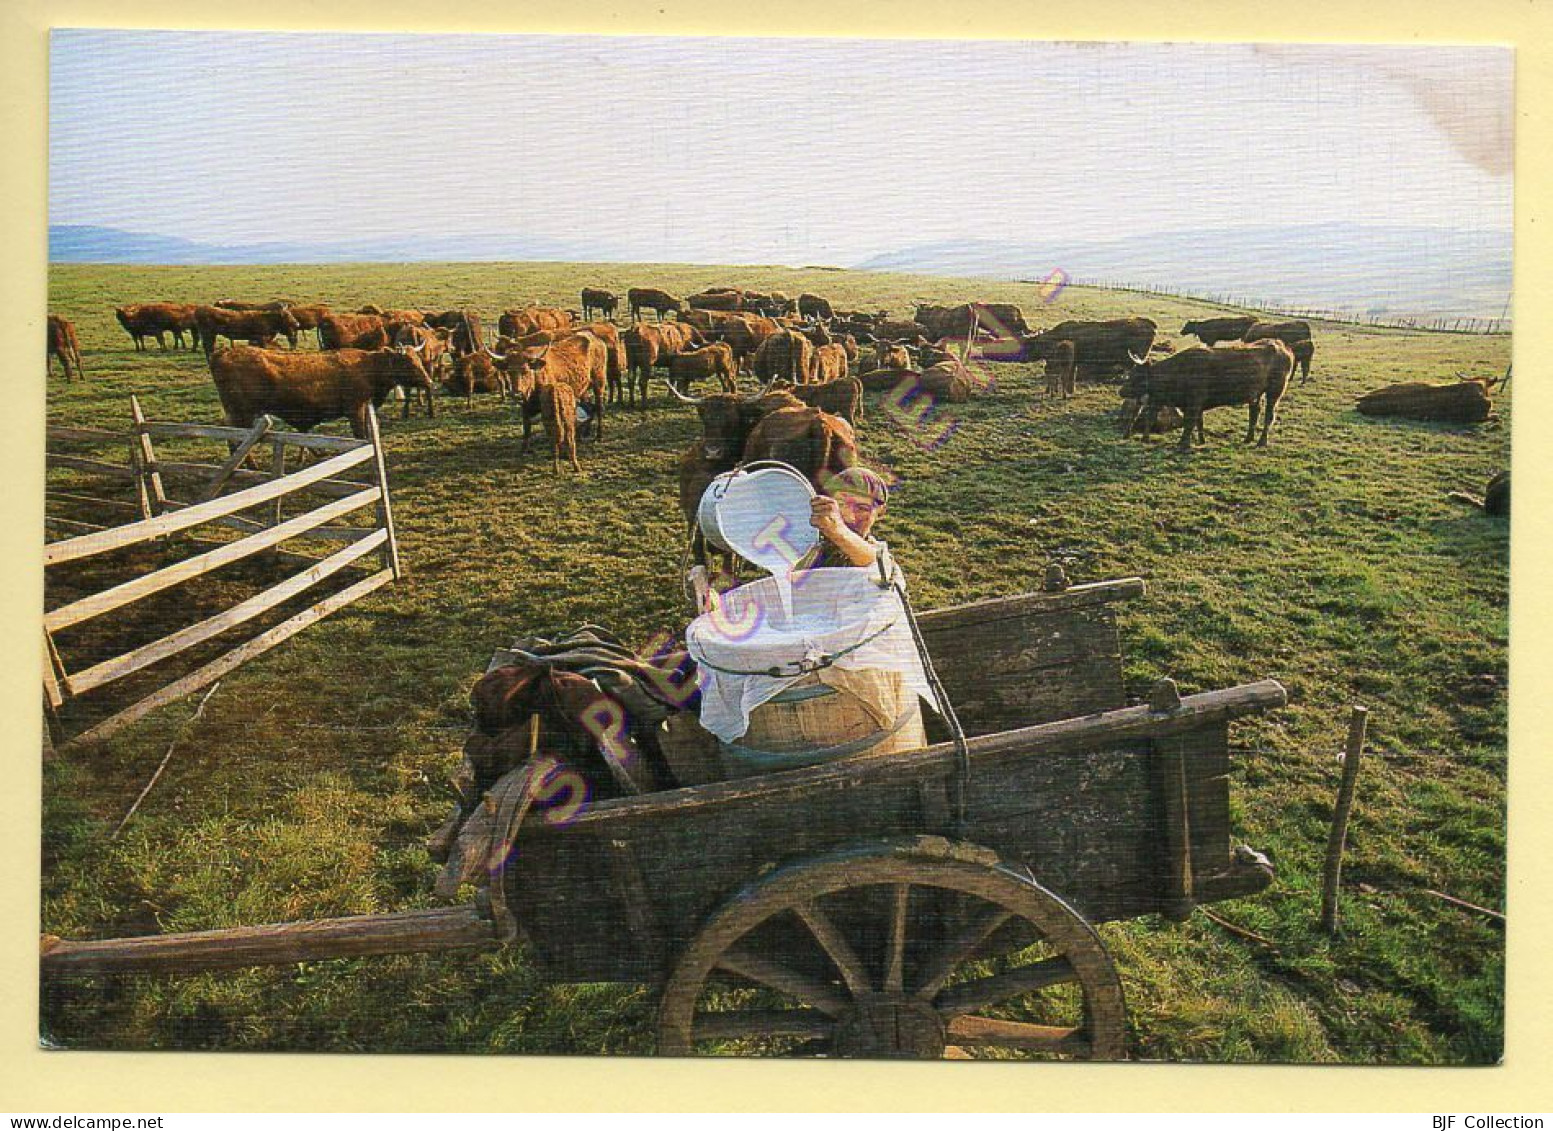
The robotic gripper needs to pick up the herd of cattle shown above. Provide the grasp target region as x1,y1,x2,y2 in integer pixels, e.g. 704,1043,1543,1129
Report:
46,287,1318,530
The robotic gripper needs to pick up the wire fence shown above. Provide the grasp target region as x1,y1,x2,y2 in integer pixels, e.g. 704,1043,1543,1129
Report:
1063,277,1512,336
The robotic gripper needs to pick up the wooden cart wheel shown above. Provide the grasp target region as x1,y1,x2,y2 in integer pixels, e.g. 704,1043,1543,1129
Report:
658,837,1126,1060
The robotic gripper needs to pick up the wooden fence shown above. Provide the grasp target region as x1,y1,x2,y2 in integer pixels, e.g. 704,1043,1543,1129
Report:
1062,279,1511,336
44,398,401,748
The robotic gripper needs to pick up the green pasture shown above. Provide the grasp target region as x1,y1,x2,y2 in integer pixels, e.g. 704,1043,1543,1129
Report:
41,262,1509,1062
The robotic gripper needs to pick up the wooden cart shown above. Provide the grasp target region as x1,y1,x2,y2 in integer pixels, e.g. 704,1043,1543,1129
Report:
42,575,1283,1060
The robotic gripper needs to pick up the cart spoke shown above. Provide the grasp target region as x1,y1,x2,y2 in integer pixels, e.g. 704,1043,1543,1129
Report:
692,1009,834,1042
793,902,871,999
946,1014,1088,1055
934,955,1078,1017
883,883,910,993
717,946,850,1017
914,905,1013,1000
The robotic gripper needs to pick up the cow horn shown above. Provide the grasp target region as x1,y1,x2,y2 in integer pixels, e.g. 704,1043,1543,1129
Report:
664,379,704,405
739,374,780,402
1128,351,1147,366
483,344,508,363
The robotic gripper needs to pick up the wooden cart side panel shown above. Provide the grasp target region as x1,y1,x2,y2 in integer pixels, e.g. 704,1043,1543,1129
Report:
1178,720,1234,891
508,740,1166,984
919,605,1128,735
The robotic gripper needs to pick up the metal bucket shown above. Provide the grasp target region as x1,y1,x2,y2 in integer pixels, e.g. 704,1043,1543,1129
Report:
695,462,819,575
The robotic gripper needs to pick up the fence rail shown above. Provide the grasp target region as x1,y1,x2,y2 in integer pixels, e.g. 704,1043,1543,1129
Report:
44,399,401,748
1063,278,1511,336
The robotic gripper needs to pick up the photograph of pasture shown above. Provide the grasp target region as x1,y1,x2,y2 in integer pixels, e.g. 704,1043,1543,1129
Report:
40,32,1510,1064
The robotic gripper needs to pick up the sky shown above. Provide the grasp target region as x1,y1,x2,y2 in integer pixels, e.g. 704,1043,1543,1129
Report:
48,33,1513,266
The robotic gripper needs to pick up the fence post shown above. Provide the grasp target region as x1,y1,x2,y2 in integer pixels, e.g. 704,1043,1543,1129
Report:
129,396,167,517
364,405,402,580
1321,706,1370,935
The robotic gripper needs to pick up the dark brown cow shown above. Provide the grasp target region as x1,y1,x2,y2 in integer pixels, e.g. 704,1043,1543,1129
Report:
195,305,301,355
502,330,609,450
743,406,859,496
317,312,389,352
1019,318,1157,381
628,287,683,321
499,306,573,339
1181,315,1258,346
669,343,738,395
1120,340,1294,450
115,303,198,351
446,351,505,404
1042,339,1077,399
389,323,450,416
581,288,619,321
208,345,434,437
47,315,84,381
810,342,849,384
1242,321,1315,382
752,330,815,386
798,293,834,321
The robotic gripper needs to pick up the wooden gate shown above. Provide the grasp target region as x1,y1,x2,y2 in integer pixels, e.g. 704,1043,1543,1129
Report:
44,398,402,748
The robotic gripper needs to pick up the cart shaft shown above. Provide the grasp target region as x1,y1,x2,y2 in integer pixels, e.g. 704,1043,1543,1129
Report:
42,904,497,977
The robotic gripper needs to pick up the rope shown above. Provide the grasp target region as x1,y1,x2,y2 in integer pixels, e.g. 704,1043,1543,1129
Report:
691,618,897,677
877,544,972,837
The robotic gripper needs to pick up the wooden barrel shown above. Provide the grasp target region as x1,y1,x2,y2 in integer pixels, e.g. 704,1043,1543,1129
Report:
719,669,927,779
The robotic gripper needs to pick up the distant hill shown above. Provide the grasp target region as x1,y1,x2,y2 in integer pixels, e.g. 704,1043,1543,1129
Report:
51,222,1511,322
856,224,1512,322
49,225,597,266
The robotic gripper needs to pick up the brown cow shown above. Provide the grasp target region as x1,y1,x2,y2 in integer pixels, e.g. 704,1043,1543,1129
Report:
115,303,197,351
499,306,573,339
502,330,609,451
628,287,683,321
753,330,815,386
540,381,583,474
579,321,628,406
669,343,738,395
47,315,84,381
1120,340,1294,450
779,376,863,425
317,312,389,352
208,345,434,437
622,321,700,406
287,304,332,345
688,289,746,312
195,305,301,355
810,342,849,384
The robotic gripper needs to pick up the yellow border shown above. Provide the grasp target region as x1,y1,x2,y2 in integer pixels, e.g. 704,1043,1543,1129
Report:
3,0,1547,1112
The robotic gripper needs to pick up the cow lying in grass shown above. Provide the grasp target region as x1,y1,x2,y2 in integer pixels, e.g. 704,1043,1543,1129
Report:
1120,340,1294,451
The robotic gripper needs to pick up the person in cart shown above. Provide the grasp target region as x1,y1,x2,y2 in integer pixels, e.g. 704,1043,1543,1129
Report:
799,466,891,571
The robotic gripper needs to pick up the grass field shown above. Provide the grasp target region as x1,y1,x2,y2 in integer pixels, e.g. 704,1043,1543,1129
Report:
40,262,1509,1062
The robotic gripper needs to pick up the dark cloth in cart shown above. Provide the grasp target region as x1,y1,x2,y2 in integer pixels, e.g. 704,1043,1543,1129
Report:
430,625,699,893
